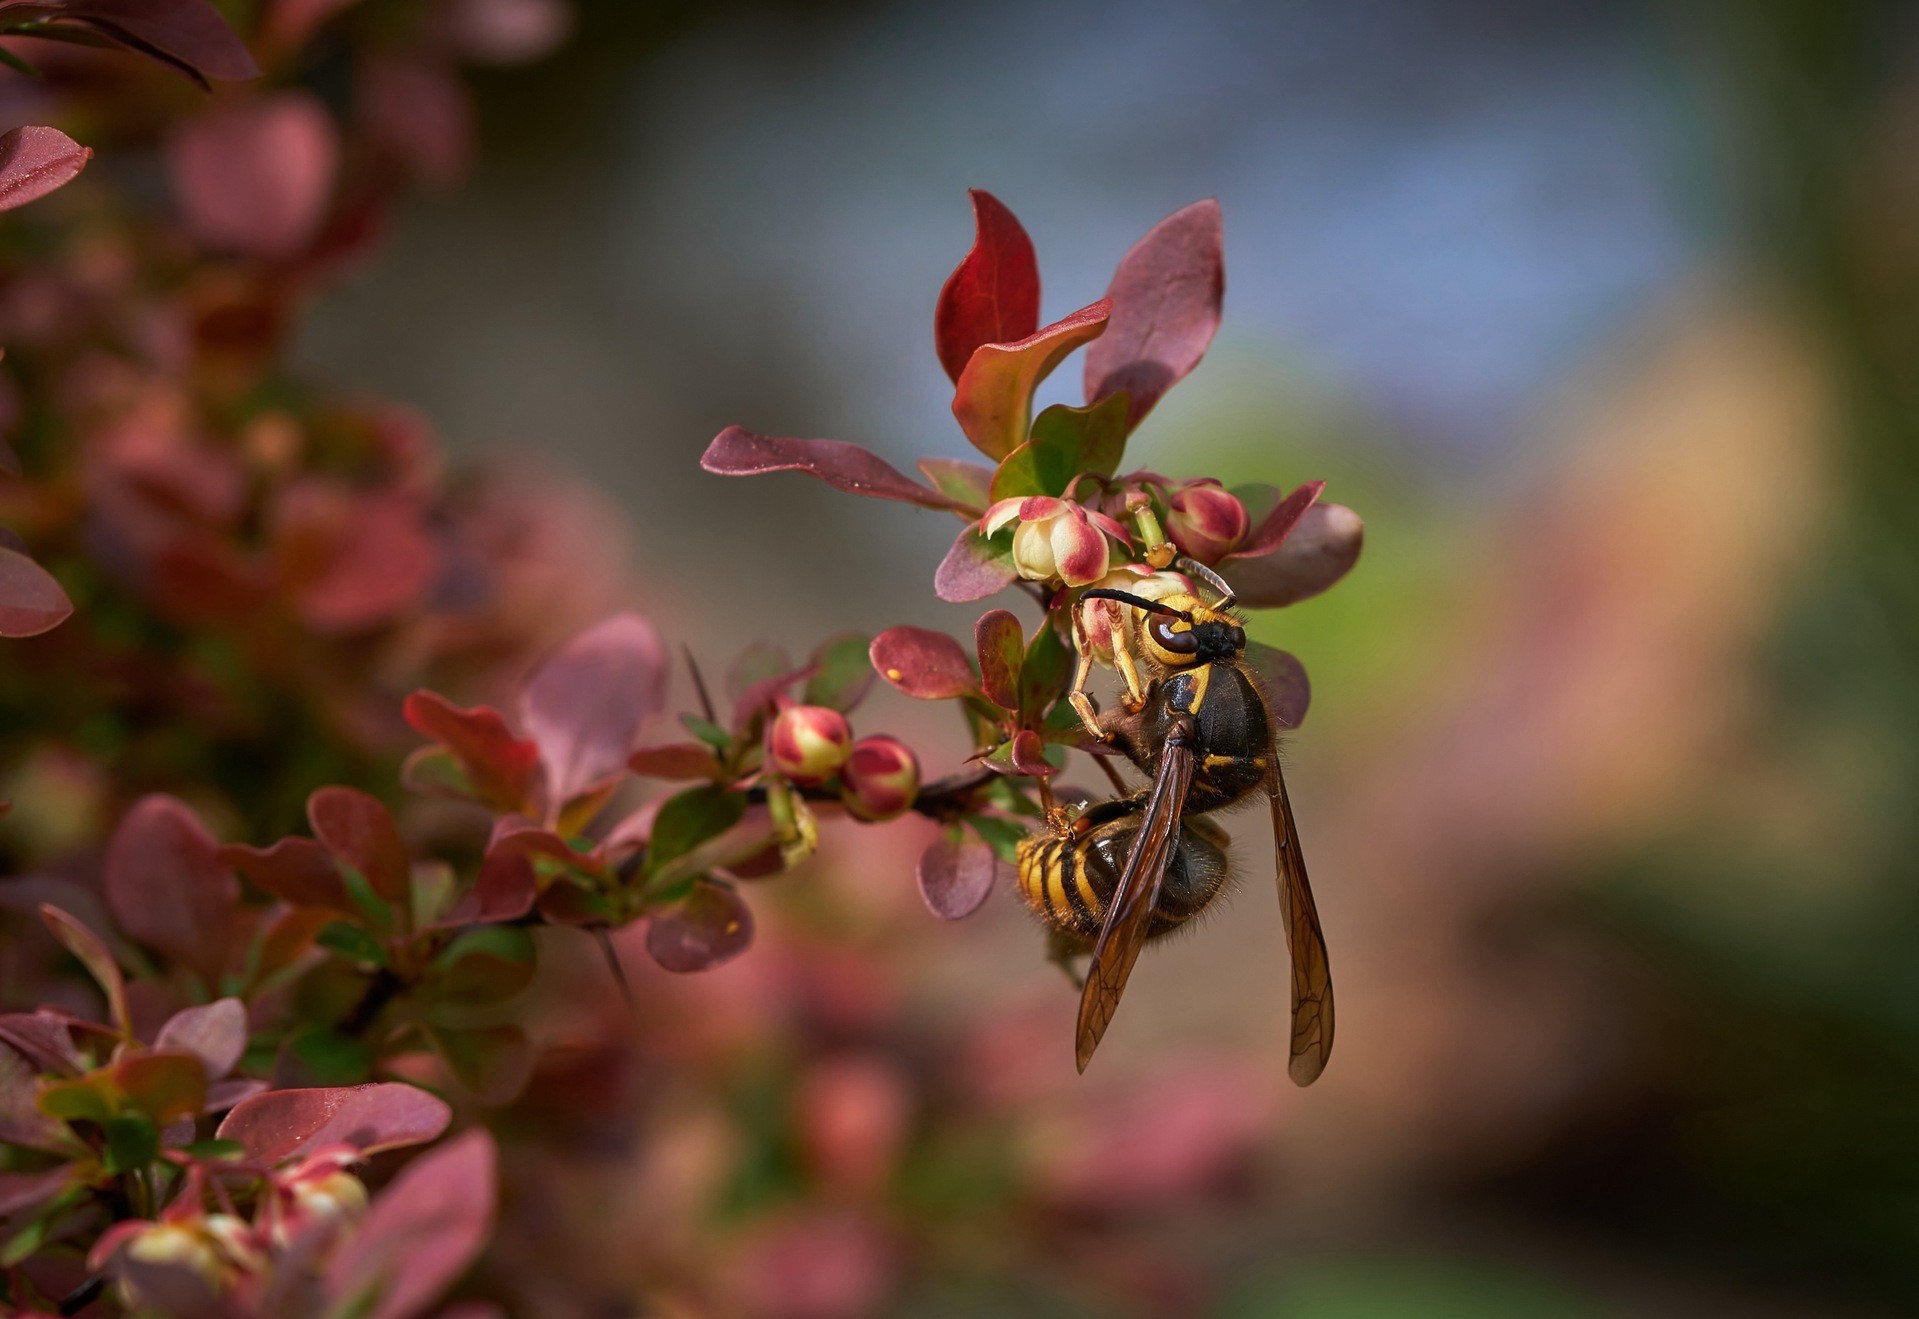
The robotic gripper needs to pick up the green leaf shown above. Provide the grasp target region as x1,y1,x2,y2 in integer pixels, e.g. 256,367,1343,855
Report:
1018,621,1073,726
648,785,747,874
429,926,538,1008
0,45,39,77
102,1113,159,1173
680,713,733,750
968,814,1027,864
38,1075,112,1124
336,866,395,935
1032,393,1131,480
317,921,387,968
804,634,875,712
978,776,1045,818
411,860,457,932
286,1026,373,1087
180,1137,246,1162
426,1024,534,1106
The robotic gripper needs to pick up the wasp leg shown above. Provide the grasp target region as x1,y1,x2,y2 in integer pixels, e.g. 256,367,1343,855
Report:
1067,601,1108,740
1046,928,1087,990
1109,606,1149,712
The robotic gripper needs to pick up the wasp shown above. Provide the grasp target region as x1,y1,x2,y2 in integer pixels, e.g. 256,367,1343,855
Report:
1015,560,1333,1084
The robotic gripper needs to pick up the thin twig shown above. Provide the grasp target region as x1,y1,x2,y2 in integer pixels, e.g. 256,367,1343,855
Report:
593,927,635,1014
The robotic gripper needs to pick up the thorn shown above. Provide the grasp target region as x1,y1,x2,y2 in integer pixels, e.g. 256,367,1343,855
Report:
684,645,717,725
593,927,635,1014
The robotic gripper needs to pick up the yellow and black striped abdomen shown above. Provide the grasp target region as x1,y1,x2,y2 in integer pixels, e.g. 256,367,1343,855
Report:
1017,809,1232,945
1017,831,1109,939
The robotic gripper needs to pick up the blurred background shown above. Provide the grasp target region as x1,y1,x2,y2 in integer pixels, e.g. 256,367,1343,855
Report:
294,0,1919,1312
9,0,1919,1313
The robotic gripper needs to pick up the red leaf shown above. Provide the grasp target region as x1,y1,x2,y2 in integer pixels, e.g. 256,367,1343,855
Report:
0,545,73,637
628,743,723,780
46,0,260,84
104,796,240,989
701,428,953,509
952,299,1111,461
870,626,977,700
1220,502,1363,609
323,1129,496,1319
276,484,439,634
402,691,540,815
0,1166,72,1219
645,881,753,972
0,126,90,213
1008,729,1054,777
357,56,474,190
1083,199,1224,431
916,457,993,512
167,92,339,260
153,998,246,1078
916,832,998,920
218,836,352,913
216,1082,452,1163
974,609,1022,711
516,612,667,808
1242,643,1310,732
1223,480,1323,562
934,525,1018,603
307,787,411,907
934,189,1041,383
441,849,536,927
0,1012,84,1074
111,1050,207,1123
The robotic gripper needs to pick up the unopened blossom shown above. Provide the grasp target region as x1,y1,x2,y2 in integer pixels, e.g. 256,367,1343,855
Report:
91,1213,263,1306
768,705,854,785
1165,480,1249,563
839,735,919,821
981,496,1128,588
261,1147,369,1248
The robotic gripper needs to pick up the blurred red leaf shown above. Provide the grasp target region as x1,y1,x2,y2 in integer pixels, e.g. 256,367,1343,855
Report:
1225,479,1323,561
153,998,246,1077
952,299,1111,461
1243,643,1310,732
39,905,130,1035
1220,502,1363,609
628,743,723,780
645,881,753,972
167,92,339,260
111,1050,208,1123
701,428,955,509
0,1166,72,1219
323,1128,496,1319
0,1038,65,1149
307,787,411,907
974,609,1022,711
0,1012,83,1074
0,125,90,213
441,848,536,926
1008,729,1054,777
216,1082,452,1163
0,545,73,637
425,1024,533,1105
357,56,474,190
104,795,240,988
934,189,1041,384
916,832,997,920
933,525,1018,603
870,626,977,700
218,836,352,913
276,485,439,634
403,691,540,815
1083,199,1223,431
434,0,573,65
516,612,666,808
23,0,260,85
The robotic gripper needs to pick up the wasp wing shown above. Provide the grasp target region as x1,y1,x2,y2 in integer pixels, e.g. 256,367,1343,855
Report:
1270,761,1333,1085
1075,716,1197,1073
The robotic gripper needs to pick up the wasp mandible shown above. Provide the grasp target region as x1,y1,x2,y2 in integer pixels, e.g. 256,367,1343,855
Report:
1015,559,1333,1084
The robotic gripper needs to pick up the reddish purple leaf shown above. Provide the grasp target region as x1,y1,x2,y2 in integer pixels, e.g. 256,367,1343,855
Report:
167,92,339,260
934,525,1018,603
1220,502,1363,609
952,299,1112,461
0,125,91,213
111,1050,208,1123
916,457,993,512
1241,643,1311,732
0,1165,72,1218
516,612,667,808
628,743,723,780
1223,480,1323,562
1083,199,1224,431
0,1012,83,1074
645,881,753,972
217,836,352,913
1008,730,1054,777
43,0,260,84
440,849,536,927
288,491,439,634
916,832,998,920
308,787,411,907
934,189,1041,384
0,1042,66,1150
974,609,1022,711
870,626,977,700
701,428,954,509
0,545,74,637
323,1129,496,1319
153,997,246,1078
357,56,474,190
403,691,540,815
104,795,240,988
216,1083,452,1163
40,905,130,1035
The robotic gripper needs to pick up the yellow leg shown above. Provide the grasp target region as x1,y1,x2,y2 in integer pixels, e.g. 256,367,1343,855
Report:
1067,600,1106,739
1110,606,1148,712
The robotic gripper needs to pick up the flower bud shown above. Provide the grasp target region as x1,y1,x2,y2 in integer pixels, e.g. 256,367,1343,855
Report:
983,497,1123,588
1166,482,1248,563
768,705,853,785
839,736,919,821
268,1160,369,1248
110,1214,261,1305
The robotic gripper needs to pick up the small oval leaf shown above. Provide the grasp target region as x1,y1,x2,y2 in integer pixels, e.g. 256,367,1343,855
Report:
645,882,753,972
916,831,999,920
870,627,978,701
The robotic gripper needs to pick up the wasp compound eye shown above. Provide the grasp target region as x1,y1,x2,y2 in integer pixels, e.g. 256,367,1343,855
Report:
1149,616,1200,654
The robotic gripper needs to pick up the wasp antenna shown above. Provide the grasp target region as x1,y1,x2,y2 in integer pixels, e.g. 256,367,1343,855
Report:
1175,556,1236,610
1081,589,1192,622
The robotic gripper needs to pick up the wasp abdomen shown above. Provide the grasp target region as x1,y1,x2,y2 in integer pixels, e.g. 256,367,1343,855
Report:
1017,815,1231,946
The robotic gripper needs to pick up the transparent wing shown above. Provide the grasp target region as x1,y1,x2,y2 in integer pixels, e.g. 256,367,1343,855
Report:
1271,763,1333,1084
1074,717,1196,1073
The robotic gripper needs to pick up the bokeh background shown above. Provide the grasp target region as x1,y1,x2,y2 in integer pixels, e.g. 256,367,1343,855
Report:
8,0,1919,1313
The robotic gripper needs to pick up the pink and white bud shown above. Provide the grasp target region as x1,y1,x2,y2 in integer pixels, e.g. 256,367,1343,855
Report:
1166,482,1248,563
839,735,919,821
99,1214,262,1306
263,1149,369,1248
982,496,1127,589
768,705,853,785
